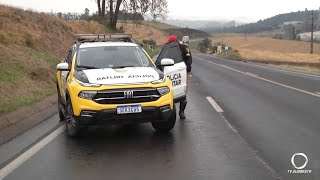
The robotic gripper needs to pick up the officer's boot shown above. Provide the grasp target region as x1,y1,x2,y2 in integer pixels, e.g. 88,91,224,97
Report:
179,101,187,119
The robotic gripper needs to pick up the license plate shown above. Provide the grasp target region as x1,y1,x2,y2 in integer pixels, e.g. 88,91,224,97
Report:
117,105,142,114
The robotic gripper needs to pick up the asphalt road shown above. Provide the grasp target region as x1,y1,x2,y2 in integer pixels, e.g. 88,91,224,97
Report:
1,54,320,180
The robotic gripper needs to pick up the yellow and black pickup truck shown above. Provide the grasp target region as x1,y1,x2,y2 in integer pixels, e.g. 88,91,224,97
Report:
56,34,176,137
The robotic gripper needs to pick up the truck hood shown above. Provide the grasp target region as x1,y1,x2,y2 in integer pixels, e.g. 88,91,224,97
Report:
82,67,160,85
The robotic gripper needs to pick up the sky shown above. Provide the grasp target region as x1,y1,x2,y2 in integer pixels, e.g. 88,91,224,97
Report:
0,0,319,22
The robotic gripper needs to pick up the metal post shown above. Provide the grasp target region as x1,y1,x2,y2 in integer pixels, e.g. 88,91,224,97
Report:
310,11,314,54
245,25,247,40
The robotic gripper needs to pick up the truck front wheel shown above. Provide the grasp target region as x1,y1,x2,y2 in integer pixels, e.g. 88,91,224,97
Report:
152,104,176,132
65,99,82,137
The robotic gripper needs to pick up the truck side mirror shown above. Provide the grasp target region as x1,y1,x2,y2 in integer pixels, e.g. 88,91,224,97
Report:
160,58,174,66
57,63,71,71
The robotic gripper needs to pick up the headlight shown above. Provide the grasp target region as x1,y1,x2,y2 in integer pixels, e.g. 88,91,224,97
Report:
152,77,166,84
74,70,101,87
75,79,101,87
157,87,170,96
78,91,97,99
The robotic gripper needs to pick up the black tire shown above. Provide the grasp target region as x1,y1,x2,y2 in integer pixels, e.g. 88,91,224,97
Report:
152,104,176,132
58,106,65,122
65,99,82,137
57,85,65,122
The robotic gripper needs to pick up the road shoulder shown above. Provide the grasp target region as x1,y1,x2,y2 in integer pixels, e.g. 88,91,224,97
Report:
0,95,58,145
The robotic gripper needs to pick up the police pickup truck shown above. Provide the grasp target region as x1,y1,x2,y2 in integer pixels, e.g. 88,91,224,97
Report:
56,34,177,137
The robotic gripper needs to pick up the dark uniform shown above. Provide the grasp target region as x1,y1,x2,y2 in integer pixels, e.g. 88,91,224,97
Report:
180,43,192,73
178,42,192,119
162,35,192,119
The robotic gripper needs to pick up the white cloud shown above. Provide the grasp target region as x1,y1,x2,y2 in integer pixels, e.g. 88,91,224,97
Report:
0,0,97,14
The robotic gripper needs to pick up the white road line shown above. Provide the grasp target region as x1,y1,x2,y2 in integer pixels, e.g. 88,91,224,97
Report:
0,125,66,179
196,56,320,98
245,72,258,77
220,114,238,133
206,97,238,133
206,97,224,113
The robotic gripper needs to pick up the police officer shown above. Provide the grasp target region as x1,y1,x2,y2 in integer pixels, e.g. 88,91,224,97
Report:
179,36,192,119
165,35,192,119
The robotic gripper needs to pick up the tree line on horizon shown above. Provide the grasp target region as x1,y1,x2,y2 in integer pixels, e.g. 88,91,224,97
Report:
56,8,144,21
96,0,168,29
56,0,168,30
201,10,318,35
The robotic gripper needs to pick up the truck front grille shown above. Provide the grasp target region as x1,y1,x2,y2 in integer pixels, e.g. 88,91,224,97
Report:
93,88,161,104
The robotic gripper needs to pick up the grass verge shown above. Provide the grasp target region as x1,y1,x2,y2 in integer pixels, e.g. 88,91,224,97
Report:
0,87,56,112
0,60,27,82
217,50,243,61
269,64,320,75
31,52,61,69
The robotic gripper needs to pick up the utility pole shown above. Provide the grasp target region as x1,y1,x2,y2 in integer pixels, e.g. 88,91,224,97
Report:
221,30,224,44
310,11,314,54
245,30,247,40
244,25,247,40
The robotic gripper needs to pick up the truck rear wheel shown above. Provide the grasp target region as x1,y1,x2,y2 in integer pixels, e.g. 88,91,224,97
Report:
57,85,65,122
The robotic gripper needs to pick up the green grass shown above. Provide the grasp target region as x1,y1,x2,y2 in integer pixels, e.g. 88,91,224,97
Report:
135,37,162,58
189,40,202,49
31,52,60,69
0,50,59,113
0,33,11,46
144,46,162,58
0,87,56,112
0,60,27,82
217,50,243,61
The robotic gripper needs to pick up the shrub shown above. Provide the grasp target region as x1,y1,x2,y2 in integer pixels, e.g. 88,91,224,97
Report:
0,33,10,45
25,33,34,48
142,39,156,46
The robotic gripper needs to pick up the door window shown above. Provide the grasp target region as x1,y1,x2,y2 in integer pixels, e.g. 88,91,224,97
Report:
157,42,184,65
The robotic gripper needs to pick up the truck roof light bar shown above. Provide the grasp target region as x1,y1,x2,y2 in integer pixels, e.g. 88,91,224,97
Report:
74,33,132,40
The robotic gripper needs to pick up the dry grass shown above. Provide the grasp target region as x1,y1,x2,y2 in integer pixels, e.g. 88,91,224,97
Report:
212,35,320,63
0,5,107,57
142,21,178,30
0,5,109,112
271,64,320,75
118,22,168,44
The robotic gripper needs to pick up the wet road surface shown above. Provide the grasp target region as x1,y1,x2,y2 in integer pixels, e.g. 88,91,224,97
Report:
1,54,320,180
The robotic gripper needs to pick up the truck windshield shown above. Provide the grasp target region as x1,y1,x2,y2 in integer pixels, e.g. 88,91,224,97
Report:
76,46,153,69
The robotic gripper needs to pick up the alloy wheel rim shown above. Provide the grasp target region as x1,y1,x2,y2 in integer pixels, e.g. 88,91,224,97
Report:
67,104,76,129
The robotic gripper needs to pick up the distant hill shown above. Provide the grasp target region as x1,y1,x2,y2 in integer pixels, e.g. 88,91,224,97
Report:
163,28,211,40
120,21,211,44
224,10,317,33
163,19,246,32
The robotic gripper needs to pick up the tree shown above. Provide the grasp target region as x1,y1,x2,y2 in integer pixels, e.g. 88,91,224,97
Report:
198,38,212,53
142,39,156,46
96,0,168,29
84,8,90,18
150,0,168,20
67,12,72,20
57,12,62,18
97,0,102,15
